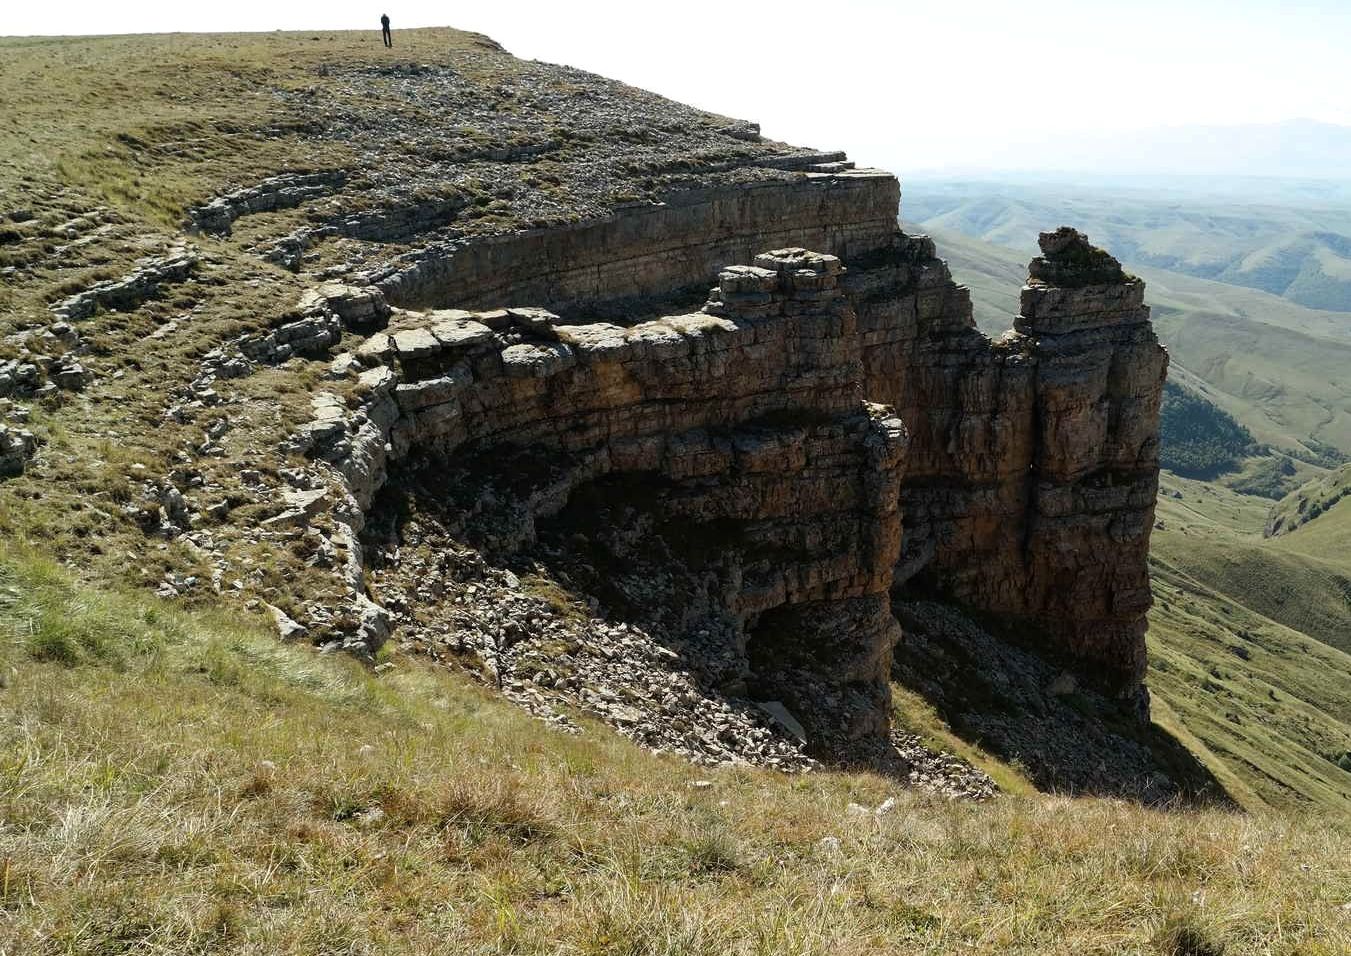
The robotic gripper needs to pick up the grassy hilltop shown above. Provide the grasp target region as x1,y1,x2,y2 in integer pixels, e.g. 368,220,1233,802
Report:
1,28,1350,953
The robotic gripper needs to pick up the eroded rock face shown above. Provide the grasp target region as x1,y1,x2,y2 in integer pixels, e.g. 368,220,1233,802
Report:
0,34,1167,773
863,227,1167,698
286,200,1164,758
350,250,909,758
369,170,901,313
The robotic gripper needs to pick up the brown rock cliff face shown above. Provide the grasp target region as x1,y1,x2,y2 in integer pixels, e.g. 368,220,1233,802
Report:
368,171,901,311
297,174,1165,755
309,249,908,757
855,227,1166,699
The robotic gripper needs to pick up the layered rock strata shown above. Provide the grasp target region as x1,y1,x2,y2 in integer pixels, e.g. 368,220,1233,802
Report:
300,250,909,755
856,227,1166,696
284,181,1163,754
367,171,899,312
0,32,1170,768
49,244,197,321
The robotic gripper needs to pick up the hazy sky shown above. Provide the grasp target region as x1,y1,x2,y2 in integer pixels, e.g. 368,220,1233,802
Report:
7,1,1351,171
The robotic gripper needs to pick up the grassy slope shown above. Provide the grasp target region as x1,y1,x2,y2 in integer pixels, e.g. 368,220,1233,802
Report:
1,28,658,632
1275,493,1351,558
2,550,1350,955
1267,462,1351,537
1149,475,1351,811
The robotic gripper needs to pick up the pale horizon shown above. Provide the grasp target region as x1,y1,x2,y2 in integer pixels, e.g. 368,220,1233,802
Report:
6,0,1351,175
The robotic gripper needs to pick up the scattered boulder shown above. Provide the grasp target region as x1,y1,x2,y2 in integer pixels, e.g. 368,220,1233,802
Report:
0,423,38,478
266,603,309,641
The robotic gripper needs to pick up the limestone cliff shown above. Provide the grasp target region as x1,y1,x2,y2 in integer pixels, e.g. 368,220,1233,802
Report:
0,30,1167,771
286,211,1163,756
867,227,1167,703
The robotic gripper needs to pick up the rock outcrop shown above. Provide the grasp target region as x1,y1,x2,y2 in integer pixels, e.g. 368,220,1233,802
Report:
284,216,1164,756
0,421,38,478
0,29,1177,777
300,250,910,758
862,227,1166,700
368,171,900,312
48,244,197,321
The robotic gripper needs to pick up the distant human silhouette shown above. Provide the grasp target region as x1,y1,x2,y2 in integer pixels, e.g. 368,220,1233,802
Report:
380,13,392,48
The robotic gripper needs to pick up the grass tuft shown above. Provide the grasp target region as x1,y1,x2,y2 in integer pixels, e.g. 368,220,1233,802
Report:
1152,911,1227,956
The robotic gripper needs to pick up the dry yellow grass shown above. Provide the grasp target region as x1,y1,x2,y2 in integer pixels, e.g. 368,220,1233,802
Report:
1,551,1348,954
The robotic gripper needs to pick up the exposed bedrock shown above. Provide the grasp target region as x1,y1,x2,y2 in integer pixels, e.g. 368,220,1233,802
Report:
868,227,1167,699
366,170,900,313
290,169,1165,757
345,250,908,758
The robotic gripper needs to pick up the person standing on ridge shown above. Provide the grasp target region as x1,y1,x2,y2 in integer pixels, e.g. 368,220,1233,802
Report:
380,13,392,48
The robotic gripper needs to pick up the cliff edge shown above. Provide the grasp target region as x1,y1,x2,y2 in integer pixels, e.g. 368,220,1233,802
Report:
0,29,1167,788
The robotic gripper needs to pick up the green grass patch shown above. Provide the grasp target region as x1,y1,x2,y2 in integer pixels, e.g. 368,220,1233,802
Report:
0,549,1349,952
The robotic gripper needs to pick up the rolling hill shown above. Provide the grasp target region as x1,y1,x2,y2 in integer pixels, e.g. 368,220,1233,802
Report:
1149,473,1351,811
905,177,1351,312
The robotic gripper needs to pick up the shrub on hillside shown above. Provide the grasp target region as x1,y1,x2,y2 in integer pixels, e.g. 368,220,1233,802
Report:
1227,456,1298,500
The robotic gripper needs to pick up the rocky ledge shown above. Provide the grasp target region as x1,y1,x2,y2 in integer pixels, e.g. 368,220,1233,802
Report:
263,220,1163,770
0,32,1168,791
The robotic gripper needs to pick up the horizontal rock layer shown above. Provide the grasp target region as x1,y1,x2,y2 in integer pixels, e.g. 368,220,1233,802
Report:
313,251,910,757
291,175,1165,756
856,228,1165,694
367,170,899,312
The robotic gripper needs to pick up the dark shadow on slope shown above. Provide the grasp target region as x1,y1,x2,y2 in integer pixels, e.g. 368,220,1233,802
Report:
362,446,917,776
891,594,1235,808
515,469,904,771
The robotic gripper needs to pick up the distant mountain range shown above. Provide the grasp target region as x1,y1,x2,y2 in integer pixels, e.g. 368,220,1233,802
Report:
900,119,1351,182
903,177,1351,312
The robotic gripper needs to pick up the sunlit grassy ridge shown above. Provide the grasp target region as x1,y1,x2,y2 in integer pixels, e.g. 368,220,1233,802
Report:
1,550,1349,954
1146,475,1351,813
905,178,1351,313
1267,462,1351,540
